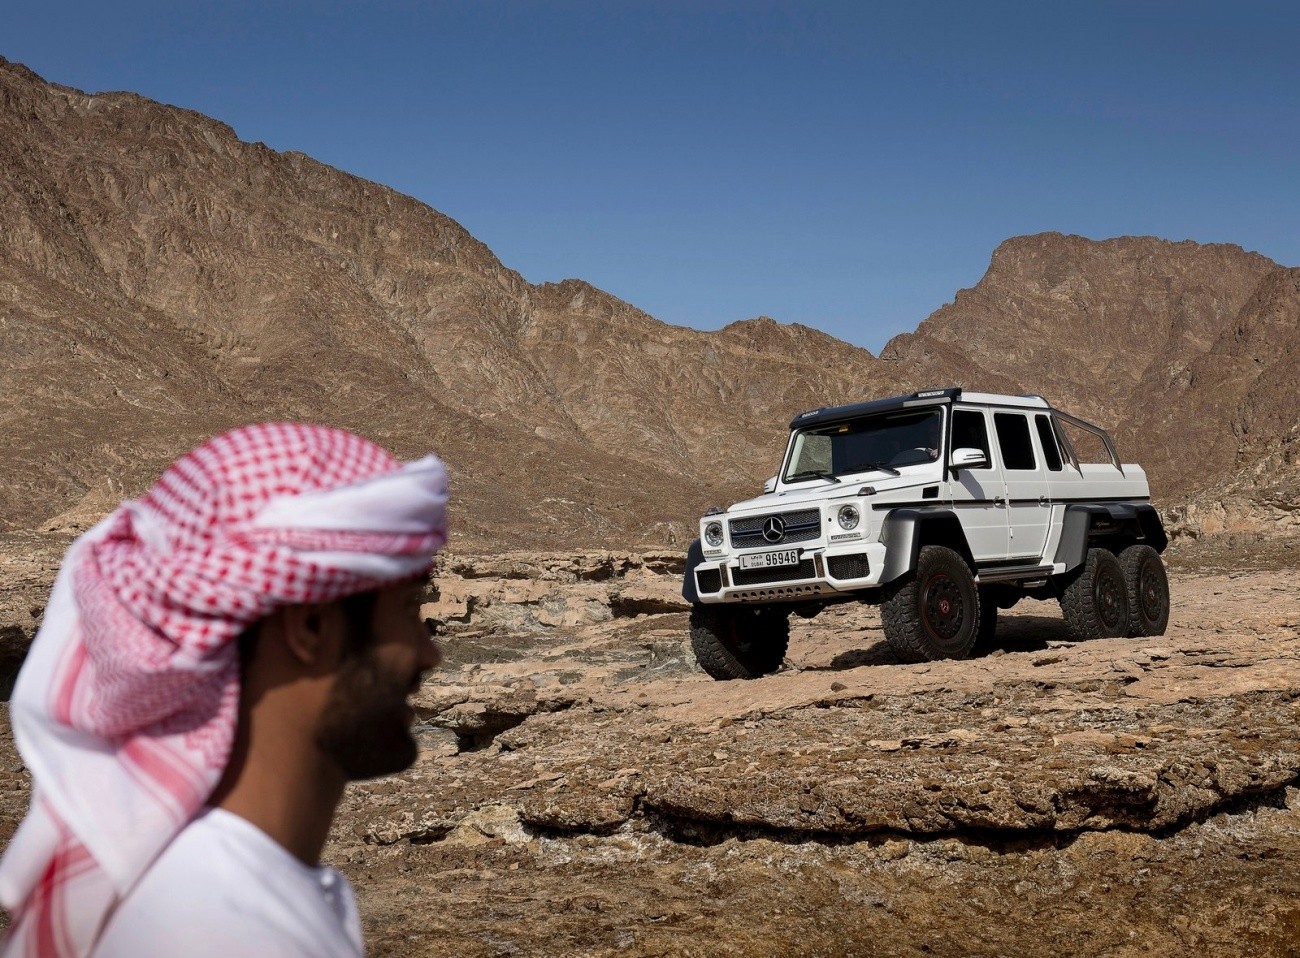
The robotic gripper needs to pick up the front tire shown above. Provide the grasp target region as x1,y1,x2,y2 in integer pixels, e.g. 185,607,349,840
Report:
882,545,980,663
1118,545,1169,636
1060,547,1129,641
689,605,789,681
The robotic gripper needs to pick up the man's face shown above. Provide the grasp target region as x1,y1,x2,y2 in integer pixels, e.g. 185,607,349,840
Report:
314,579,440,780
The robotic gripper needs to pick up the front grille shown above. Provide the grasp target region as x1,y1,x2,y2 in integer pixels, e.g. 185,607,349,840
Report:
827,553,870,580
695,568,722,594
729,508,821,548
731,558,817,586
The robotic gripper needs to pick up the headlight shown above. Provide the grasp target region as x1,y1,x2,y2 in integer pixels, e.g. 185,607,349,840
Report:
837,504,860,530
704,521,725,547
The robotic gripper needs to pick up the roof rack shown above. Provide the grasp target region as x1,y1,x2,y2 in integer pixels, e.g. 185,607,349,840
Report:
913,387,962,401
789,388,961,429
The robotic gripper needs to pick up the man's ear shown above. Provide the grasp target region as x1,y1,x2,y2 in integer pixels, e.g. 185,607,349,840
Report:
280,602,344,667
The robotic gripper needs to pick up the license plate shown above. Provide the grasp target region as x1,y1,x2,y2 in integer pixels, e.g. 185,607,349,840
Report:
739,549,800,570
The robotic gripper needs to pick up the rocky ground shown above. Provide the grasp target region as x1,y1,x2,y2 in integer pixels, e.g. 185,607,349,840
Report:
2,540,1299,956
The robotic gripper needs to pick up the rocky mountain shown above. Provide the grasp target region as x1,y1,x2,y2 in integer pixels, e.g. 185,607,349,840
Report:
1,56,1296,551
0,56,909,550
881,234,1300,526
1150,265,1300,535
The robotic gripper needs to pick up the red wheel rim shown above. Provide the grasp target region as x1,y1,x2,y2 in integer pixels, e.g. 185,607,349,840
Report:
922,573,965,640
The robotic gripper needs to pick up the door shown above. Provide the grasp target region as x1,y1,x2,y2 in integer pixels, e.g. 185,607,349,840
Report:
947,408,1009,561
993,412,1052,560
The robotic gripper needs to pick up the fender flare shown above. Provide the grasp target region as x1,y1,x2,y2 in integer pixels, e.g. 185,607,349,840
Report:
681,538,705,604
1053,502,1168,574
878,508,974,586
1135,504,1169,553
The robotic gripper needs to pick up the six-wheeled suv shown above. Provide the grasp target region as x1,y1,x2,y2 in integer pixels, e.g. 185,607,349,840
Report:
682,388,1169,680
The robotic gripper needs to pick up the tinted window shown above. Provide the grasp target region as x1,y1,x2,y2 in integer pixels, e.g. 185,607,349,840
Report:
994,413,1036,470
950,410,992,465
1035,415,1063,471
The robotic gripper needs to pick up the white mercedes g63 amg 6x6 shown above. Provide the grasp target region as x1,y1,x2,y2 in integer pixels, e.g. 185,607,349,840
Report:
682,388,1169,680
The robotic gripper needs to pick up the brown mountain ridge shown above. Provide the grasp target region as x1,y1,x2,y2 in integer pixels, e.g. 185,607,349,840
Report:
1,56,1297,551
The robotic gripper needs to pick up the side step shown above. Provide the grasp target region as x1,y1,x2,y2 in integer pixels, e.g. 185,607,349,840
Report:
976,563,1054,584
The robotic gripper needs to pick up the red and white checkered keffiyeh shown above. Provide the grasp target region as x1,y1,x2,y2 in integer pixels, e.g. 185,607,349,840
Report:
0,423,449,958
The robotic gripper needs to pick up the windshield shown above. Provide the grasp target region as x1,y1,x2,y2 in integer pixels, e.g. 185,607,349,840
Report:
783,408,944,482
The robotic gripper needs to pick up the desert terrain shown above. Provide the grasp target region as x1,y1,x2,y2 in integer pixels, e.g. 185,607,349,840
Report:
2,54,1299,957
6,543,1300,956
350,546,1300,958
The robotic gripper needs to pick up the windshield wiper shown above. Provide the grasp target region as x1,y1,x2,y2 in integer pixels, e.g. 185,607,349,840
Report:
847,461,901,477
787,469,842,484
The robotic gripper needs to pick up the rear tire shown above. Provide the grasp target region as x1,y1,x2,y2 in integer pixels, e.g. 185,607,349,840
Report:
1060,547,1129,641
1118,545,1169,636
882,546,980,663
689,605,789,680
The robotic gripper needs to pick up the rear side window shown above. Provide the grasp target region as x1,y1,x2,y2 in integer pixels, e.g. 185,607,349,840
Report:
1035,415,1063,471
1057,418,1113,464
950,410,992,464
994,413,1037,470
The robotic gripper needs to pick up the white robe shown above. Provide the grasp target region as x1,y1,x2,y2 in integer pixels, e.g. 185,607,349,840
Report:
92,809,364,958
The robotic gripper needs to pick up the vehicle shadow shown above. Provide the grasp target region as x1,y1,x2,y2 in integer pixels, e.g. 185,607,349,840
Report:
824,642,901,670
982,614,1074,654
812,614,1078,672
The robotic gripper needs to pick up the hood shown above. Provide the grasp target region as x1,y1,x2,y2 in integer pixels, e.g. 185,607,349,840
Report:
724,471,942,516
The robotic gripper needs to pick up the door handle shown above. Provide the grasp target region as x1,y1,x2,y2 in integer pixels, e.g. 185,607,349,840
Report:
1039,496,1049,506
993,496,1006,508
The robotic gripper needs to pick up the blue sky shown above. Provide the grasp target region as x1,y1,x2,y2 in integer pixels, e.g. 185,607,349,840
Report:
7,1,1299,353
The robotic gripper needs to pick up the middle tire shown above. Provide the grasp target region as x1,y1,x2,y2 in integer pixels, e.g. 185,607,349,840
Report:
1059,547,1129,641
973,587,1000,654
882,545,980,663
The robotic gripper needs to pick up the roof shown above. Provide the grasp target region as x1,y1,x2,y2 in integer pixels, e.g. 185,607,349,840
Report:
956,391,1052,410
789,388,1052,429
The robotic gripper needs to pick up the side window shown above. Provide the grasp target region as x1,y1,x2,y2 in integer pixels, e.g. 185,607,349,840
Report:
1057,418,1112,465
1035,415,1063,471
950,410,992,465
994,413,1037,470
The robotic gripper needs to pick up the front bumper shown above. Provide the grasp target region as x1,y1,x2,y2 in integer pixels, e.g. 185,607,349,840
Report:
693,542,889,604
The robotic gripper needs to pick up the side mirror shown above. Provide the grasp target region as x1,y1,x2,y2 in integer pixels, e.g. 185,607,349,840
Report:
951,448,988,470
762,476,777,494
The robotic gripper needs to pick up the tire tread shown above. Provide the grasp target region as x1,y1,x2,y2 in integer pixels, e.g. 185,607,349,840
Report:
1118,544,1169,636
1060,547,1129,641
690,605,789,680
881,545,980,662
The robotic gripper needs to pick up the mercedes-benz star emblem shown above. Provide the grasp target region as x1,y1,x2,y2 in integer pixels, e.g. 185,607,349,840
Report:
762,516,785,543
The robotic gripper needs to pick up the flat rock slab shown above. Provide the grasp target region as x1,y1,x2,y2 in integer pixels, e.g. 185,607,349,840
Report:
4,565,1300,956
323,568,1300,957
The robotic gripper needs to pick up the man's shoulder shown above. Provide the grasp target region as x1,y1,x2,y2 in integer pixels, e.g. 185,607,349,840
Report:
125,808,299,893
93,809,362,958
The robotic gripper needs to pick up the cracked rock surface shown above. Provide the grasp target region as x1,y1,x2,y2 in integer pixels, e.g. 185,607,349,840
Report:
2,552,1299,956
330,557,1300,957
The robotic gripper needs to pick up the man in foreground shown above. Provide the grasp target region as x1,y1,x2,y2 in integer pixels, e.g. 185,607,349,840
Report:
0,423,450,957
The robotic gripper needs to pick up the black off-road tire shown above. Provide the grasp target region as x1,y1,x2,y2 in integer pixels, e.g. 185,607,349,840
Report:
881,545,980,663
973,588,999,653
689,605,789,681
1118,544,1170,636
1060,547,1129,641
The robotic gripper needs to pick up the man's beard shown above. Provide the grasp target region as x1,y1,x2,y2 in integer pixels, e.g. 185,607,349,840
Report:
315,650,420,781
